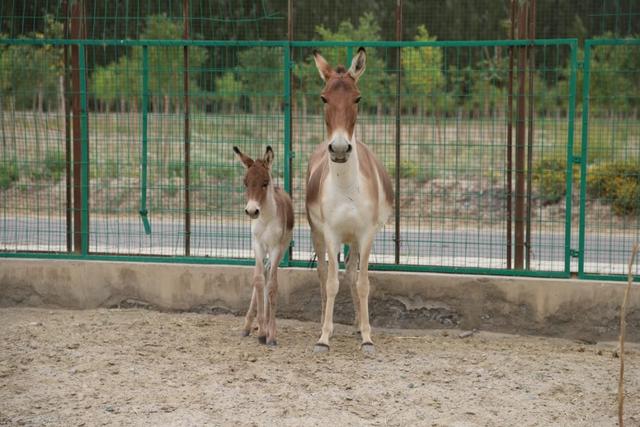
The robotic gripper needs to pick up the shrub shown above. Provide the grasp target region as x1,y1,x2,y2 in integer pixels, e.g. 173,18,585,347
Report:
532,157,568,205
386,159,419,179
0,163,19,190
587,161,640,215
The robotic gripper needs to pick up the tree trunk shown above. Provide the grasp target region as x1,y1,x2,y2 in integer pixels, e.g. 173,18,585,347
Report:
37,88,44,114
120,97,126,113
58,74,65,113
0,96,5,150
164,95,170,114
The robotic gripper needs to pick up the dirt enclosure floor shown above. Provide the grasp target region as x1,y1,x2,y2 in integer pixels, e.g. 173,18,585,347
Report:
1,307,639,426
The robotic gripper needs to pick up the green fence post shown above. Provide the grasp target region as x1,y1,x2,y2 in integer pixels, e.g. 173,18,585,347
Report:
283,43,292,266
139,45,151,235
564,40,578,275
578,42,592,278
78,44,89,256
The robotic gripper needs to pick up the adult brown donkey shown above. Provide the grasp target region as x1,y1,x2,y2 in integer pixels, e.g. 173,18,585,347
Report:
306,48,393,353
234,145,294,346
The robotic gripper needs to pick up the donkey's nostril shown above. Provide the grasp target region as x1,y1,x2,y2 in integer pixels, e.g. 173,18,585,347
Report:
254,209,260,216
244,209,250,215
346,144,353,153
328,143,335,153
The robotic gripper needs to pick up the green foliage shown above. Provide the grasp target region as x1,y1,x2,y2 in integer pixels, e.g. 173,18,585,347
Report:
386,159,419,179
295,13,390,113
532,157,568,205
167,160,184,178
0,15,63,110
90,15,207,112
572,34,640,115
587,161,640,215
0,163,19,190
402,26,444,104
214,72,243,111
237,47,282,112
27,150,65,182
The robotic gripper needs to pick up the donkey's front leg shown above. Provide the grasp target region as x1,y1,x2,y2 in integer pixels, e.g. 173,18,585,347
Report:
356,234,375,353
314,237,340,352
252,243,267,344
265,242,286,346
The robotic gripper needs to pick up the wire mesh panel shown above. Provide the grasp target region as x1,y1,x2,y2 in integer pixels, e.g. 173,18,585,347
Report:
580,39,640,279
0,43,69,253
85,42,285,258
398,41,575,272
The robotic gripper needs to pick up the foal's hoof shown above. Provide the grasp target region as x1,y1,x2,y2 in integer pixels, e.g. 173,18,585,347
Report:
267,340,278,347
241,330,251,337
361,342,375,354
258,336,267,345
313,343,330,353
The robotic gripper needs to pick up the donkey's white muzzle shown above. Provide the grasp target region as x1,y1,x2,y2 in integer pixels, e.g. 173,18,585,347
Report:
328,135,352,163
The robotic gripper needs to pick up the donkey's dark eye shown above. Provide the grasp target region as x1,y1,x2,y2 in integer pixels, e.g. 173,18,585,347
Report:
262,181,269,188
355,96,361,104
321,95,328,104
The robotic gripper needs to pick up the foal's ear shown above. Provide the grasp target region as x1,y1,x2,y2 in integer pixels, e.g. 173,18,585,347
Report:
233,146,253,169
263,146,274,169
348,47,366,82
313,50,333,82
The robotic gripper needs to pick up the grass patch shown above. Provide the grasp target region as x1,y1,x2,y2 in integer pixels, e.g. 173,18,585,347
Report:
28,150,66,182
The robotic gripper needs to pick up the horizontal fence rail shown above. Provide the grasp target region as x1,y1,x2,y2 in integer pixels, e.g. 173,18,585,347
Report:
0,37,638,281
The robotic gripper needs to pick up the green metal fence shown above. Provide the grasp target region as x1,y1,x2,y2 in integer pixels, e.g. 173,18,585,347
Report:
0,36,638,280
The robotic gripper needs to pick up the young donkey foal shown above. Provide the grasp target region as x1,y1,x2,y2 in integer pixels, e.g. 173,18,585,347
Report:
234,146,294,346
306,48,394,353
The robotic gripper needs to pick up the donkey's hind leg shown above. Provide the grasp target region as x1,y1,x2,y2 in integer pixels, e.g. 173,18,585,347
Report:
345,245,361,332
311,229,328,325
241,287,257,337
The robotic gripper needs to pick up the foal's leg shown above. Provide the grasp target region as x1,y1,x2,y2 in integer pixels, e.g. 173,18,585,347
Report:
265,238,288,346
315,236,340,352
345,244,361,332
241,287,257,336
356,233,376,353
252,242,267,344
311,230,327,325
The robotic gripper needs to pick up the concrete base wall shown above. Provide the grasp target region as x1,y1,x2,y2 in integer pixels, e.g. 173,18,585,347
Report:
1,259,638,342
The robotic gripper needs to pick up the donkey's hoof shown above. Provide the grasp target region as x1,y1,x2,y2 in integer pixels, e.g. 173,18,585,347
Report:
314,343,330,353
361,342,375,354
241,330,251,337
266,340,278,347
258,335,267,345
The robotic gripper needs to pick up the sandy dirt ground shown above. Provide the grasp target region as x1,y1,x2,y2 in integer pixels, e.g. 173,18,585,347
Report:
1,307,639,426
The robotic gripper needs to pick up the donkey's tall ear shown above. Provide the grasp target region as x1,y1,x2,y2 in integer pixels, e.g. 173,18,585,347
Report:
263,146,274,169
348,47,366,82
313,50,333,82
233,146,253,169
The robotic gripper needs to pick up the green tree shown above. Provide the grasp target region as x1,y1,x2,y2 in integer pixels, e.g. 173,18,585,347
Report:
295,12,390,116
135,14,207,113
237,46,282,113
401,25,444,115
214,72,243,113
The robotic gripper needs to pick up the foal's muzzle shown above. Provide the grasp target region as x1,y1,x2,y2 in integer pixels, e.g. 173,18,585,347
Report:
245,207,260,219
